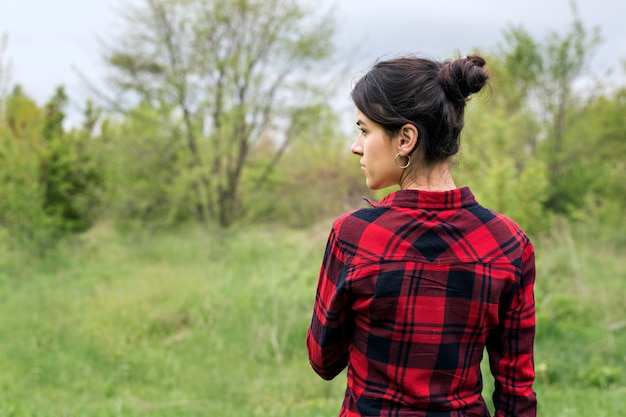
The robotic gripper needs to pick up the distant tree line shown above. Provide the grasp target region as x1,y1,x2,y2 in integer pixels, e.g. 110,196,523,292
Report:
0,0,624,251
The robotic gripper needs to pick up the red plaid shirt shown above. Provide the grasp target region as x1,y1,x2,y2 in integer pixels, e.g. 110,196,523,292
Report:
307,187,536,417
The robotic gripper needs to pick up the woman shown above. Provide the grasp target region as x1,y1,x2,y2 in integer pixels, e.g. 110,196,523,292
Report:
306,55,536,417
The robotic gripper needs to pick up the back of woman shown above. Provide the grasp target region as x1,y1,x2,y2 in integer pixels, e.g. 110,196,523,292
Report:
307,55,537,417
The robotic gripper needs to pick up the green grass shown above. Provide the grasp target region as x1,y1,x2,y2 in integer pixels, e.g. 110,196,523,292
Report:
0,218,624,416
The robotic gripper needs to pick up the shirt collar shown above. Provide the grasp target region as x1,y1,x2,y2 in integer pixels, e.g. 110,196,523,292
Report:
365,187,477,210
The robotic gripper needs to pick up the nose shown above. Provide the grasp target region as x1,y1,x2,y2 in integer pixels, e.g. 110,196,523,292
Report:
351,135,363,156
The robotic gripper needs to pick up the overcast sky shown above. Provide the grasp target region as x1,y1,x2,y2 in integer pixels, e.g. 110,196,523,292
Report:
1,0,624,116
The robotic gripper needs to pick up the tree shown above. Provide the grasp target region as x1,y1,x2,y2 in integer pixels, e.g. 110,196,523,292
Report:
477,5,602,216
42,86,68,141
538,12,602,211
0,82,103,244
0,86,53,247
501,7,601,212
240,103,367,226
4,85,44,141
40,87,103,233
455,8,598,233
566,83,626,229
96,101,190,231
103,0,336,228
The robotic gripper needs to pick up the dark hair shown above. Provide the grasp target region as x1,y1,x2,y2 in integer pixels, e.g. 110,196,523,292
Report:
351,55,489,167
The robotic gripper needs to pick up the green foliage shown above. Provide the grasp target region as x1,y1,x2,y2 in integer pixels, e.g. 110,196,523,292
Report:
0,87,55,249
4,85,44,140
452,10,624,236
565,87,626,213
40,87,103,233
96,103,191,231
0,123,54,248
456,97,551,237
242,103,367,226
104,0,337,228
0,85,103,248
492,11,604,214
42,86,67,141
41,131,103,233
533,216,626,391
578,358,622,388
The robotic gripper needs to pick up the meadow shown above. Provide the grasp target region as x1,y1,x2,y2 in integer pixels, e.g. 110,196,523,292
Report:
0,217,624,416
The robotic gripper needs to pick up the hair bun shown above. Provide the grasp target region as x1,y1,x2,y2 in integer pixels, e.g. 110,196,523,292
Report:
438,55,489,102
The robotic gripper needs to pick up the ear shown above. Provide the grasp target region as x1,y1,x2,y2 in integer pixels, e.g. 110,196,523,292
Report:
395,123,418,155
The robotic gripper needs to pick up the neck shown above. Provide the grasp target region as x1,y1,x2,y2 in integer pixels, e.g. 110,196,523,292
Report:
400,163,456,191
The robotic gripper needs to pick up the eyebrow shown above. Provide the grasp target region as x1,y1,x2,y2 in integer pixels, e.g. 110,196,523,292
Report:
356,120,365,128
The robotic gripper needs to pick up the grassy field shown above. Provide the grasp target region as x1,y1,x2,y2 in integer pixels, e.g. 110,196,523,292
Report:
0,218,624,416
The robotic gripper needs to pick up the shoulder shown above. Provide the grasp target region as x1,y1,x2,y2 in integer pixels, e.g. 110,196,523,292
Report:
327,206,395,254
489,208,530,242
462,199,523,234
469,204,534,258
332,206,392,233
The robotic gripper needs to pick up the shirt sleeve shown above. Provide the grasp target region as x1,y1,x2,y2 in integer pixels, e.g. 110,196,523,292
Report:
306,225,353,380
487,237,537,417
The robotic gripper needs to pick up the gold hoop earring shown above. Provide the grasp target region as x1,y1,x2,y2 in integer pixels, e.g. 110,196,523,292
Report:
394,152,410,169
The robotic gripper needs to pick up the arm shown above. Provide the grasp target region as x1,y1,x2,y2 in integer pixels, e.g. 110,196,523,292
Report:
306,226,352,380
487,238,537,417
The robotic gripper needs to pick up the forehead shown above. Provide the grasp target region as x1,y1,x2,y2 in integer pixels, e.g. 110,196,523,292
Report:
355,109,373,125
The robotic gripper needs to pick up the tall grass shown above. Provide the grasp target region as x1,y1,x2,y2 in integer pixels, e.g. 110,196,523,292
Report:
0,217,624,416
532,216,626,414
